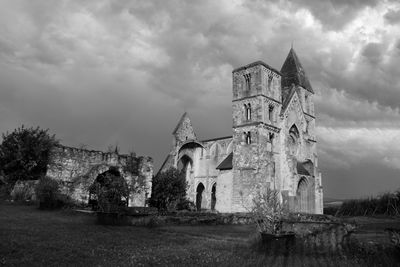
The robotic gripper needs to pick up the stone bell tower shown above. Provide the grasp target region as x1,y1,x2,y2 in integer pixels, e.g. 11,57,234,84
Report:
230,61,282,211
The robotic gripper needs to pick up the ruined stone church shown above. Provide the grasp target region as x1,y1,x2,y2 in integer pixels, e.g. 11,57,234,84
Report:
160,48,323,214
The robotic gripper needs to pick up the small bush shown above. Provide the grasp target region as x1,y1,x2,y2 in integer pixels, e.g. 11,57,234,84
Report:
250,185,285,234
386,229,400,249
35,176,60,209
10,180,36,202
324,206,340,216
176,198,196,211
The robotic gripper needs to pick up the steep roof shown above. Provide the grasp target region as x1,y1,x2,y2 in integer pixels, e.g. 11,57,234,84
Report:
172,112,189,134
216,152,233,170
280,48,314,93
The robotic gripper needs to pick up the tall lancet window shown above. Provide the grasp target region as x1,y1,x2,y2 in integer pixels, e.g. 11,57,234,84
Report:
268,74,273,91
246,104,251,121
269,105,274,122
245,131,251,145
244,73,251,91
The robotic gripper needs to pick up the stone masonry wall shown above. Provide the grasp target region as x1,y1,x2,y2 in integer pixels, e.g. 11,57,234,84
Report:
46,145,153,206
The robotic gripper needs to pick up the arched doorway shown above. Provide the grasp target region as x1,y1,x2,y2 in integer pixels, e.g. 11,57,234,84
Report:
296,177,309,213
211,183,216,210
196,183,205,211
88,167,128,210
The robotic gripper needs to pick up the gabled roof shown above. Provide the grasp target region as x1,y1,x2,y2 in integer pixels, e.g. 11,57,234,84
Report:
280,85,307,119
216,152,233,170
172,112,189,134
281,48,314,93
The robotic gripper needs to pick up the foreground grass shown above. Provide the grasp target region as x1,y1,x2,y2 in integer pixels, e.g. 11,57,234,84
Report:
0,203,399,266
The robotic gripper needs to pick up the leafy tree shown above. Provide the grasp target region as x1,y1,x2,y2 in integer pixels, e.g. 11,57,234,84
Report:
0,126,59,186
149,167,187,212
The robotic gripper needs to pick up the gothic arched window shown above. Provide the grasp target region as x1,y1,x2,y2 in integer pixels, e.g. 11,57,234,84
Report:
288,124,300,155
244,73,251,91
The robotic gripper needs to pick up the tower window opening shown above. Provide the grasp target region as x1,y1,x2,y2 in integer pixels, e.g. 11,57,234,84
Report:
268,74,273,90
269,105,274,122
246,104,251,120
245,131,251,145
244,74,251,91
269,133,274,143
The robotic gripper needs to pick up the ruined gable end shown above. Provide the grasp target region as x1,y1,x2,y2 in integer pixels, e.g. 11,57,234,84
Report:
172,112,197,144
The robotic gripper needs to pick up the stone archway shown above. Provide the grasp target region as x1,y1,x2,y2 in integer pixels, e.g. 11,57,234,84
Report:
211,183,216,211
296,177,314,213
88,167,128,209
196,183,205,211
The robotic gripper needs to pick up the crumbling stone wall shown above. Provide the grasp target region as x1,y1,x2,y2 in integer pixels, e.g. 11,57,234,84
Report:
46,145,153,207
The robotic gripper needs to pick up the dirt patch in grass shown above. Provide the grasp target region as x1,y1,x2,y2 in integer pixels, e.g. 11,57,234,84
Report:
0,202,399,266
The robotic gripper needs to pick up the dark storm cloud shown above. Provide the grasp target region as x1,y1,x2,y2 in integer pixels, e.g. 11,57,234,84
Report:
362,42,385,65
384,8,400,24
323,42,400,110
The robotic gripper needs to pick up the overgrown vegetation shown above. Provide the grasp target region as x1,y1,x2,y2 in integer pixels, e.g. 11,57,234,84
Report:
89,167,129,213
336,190,400,216
250,185,285,234
10,180,36,202
0,126,59,191
149,168,188,212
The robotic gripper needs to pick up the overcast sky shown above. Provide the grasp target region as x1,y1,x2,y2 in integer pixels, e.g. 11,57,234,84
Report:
1,0,399,199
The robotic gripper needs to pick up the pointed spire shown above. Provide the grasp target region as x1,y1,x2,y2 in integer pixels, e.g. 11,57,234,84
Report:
280,48,314,93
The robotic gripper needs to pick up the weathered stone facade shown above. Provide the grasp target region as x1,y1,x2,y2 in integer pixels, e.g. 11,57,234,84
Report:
46,145,153,206
160,48,323,214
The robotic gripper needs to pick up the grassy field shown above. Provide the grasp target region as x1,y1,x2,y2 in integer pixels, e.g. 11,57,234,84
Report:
0,203,399,266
